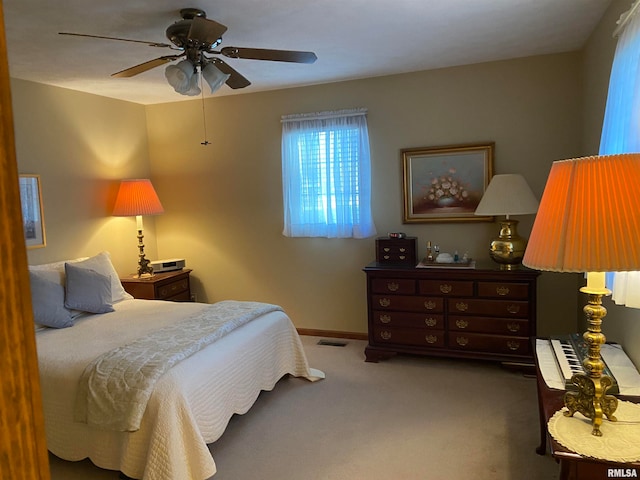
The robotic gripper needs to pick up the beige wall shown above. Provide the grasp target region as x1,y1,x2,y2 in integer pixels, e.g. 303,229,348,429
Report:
582,0,640,367
145,53,583,335
11,79,159,275
11,48,599,338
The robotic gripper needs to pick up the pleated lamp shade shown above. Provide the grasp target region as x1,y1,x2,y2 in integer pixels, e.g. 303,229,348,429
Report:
112,179,164,217
522,153,640,273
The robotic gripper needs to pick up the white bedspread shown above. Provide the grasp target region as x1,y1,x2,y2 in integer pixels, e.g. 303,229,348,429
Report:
37,299,324,480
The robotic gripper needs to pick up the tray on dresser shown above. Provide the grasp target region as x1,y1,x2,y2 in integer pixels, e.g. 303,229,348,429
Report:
416,260,476,269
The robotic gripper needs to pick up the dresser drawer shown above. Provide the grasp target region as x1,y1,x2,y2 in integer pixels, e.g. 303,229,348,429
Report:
447,332,530,355
448,298,529,318
372,295,444,313
156,277,189,300
371,278,416,294
373,311,443,329
373,326,445,347
477,281,529,299
448,315,528,335
419,279,474,297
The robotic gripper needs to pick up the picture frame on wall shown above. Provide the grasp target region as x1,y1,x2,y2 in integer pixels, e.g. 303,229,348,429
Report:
402,143,494,223
19,174,46,249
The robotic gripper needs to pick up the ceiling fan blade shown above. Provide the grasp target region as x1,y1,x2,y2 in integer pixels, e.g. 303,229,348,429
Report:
59,32,172,48
220,46,317,64
188,16,228,47
111,55,184,78
211,58,251,89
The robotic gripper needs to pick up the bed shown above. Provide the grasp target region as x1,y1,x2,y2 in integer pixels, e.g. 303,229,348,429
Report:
30,252,324,480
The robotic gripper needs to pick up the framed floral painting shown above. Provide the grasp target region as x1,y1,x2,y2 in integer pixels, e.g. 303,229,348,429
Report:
402,143,494,223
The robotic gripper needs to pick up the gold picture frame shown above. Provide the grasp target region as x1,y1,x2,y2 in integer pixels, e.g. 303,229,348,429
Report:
402,143,494,223
19,174,46,248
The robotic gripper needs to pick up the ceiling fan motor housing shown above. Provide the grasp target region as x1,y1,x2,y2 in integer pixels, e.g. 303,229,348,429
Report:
166,8,212,49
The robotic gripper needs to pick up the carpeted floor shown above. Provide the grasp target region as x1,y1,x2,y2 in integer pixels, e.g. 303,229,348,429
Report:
49,335,559,479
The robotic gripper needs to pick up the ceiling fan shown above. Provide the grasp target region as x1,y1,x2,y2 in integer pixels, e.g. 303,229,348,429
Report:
59,7,318,94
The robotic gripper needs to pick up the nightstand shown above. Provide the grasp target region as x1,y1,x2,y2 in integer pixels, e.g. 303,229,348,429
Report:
120,269,192,302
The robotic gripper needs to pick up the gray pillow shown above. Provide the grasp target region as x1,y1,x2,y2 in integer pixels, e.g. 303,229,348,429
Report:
71,252,133,303
64,263,115,314
29,270,74,328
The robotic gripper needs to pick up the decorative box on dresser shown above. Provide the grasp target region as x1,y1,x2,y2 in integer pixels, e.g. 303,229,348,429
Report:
120,269,193,302
363,261,540,365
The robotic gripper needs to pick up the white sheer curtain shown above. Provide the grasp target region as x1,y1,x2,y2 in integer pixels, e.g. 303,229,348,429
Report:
600,2,640,308
281,108,377,238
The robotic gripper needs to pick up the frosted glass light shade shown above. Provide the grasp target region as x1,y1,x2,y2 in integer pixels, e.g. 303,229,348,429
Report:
165,60,195,95
202,63,230,93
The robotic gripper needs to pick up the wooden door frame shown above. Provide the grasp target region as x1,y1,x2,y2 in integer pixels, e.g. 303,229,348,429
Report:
0,2,51,478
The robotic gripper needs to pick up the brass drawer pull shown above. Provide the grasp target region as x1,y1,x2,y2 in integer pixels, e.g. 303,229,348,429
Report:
439,284,452,294
507,322,520,332
507,304,521,314
384,247,390,252
399,255,406,260
496,286,510,296
380,314,392,324
507,340,520,351
399,247,406,252
379,298,391,307
383,255,390,260
387,282,399,292
456,336,469,347
380,330,392,340
424,317,437,327
455,302,468,312
455,319,468,329
424,300,437,310
425,334,438,344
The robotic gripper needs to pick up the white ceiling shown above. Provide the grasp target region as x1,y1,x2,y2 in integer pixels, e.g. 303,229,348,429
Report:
3,0,613,105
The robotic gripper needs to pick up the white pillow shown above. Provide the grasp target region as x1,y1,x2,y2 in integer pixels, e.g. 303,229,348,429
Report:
29,251,133,303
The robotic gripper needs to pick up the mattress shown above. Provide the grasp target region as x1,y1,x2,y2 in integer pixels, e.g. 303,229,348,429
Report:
36,298,323,479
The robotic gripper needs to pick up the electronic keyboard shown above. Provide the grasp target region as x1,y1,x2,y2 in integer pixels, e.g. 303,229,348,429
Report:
549,333,620,394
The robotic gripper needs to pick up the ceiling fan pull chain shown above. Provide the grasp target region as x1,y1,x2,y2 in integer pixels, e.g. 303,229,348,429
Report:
200,76,210,146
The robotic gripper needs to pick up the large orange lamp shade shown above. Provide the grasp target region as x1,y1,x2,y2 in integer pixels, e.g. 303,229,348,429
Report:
113,179,164,277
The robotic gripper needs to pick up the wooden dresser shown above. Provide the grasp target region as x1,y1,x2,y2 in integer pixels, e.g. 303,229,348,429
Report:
120,269,192,302
363,262,539,365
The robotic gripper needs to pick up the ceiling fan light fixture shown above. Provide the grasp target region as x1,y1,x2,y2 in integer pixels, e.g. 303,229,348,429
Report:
165,59,197,94
184,71,201,96
202,62,230,94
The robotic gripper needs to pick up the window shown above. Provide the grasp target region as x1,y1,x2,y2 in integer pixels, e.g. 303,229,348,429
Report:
600,2,640,307
281,108,376,238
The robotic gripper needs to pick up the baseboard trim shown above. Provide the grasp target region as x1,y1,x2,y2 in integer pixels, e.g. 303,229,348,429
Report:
297,328,367,341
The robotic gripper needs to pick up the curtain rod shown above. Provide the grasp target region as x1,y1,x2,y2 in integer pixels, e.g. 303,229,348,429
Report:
614,0,640,37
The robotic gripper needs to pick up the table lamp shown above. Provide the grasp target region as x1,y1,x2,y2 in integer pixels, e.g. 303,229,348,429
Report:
474,174,539,270
523,153,640,436
112,179,164,278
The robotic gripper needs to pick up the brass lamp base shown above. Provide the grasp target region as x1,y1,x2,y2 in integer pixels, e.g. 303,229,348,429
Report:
563,291,618,436
488,219,527,270
136,228,154,278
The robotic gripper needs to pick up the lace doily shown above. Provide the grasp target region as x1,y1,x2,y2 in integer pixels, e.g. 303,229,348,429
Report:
548,400,640,462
